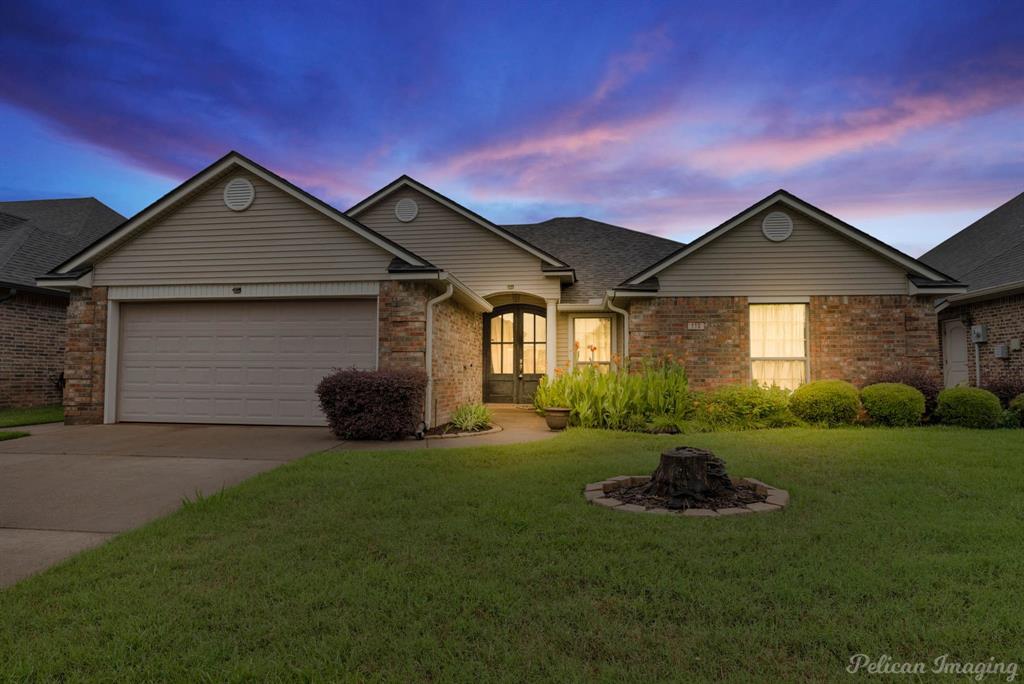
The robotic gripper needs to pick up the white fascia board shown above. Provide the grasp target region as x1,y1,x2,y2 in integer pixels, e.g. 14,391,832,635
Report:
35,271,93,290
57,156,430,275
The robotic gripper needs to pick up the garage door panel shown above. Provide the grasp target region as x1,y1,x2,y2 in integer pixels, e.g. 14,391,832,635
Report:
118,299,376,426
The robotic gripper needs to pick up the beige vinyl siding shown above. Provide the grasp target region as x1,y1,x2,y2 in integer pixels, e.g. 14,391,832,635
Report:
357,188,561,299
656,205,908,296
94,172,394,285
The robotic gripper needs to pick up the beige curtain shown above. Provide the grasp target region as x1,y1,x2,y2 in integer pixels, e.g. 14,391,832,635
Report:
750,304,806,389
574,317,611,364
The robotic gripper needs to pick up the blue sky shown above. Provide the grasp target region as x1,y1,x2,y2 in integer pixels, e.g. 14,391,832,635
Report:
1,0,1022,255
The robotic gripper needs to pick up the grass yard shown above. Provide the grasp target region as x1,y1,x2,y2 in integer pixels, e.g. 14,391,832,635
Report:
1,428,1022,681
0,431,29,442
0,404,63,428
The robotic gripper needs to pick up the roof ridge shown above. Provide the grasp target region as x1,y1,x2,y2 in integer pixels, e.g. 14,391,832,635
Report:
505,216,684,246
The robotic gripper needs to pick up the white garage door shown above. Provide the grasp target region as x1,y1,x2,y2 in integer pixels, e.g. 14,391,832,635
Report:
118,299,376,425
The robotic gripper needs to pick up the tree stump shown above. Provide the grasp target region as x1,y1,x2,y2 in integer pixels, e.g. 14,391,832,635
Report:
641,446,735,509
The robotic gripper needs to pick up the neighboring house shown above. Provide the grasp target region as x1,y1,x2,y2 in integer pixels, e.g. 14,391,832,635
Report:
37,152,964,427
0,199,124,409
920,190,1024,389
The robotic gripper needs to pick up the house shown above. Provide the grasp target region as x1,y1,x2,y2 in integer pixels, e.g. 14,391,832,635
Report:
920,190,1024,389
37,152,964,427
0,198,125,408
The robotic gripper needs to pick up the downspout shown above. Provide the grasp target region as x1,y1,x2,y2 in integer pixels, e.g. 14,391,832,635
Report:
424,282,455,430
605,292,629,368
974,342,982,388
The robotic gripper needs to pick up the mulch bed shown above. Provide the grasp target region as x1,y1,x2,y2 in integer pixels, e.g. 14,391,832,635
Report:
613,480,767,511
423,423,492,437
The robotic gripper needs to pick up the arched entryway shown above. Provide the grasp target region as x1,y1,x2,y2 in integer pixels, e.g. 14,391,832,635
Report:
483,304,547,403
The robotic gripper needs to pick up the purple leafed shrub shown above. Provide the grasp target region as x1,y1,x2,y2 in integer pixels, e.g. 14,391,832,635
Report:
981,379,1024,407
316,369,426,440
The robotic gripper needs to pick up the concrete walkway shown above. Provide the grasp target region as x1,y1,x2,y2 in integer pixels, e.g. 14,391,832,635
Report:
0,407,552,587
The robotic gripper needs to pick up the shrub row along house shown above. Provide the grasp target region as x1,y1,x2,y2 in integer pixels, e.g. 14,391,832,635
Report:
30,152,1014,428
0,199,124,409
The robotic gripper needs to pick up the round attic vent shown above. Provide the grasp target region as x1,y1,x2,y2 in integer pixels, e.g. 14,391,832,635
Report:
223,177,255,211
395,197,419,222
761,211,793,241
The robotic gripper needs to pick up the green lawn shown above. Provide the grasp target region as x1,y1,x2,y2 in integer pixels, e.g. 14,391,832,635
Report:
0,404,63,428
1,428,1022,681
0,431,28,442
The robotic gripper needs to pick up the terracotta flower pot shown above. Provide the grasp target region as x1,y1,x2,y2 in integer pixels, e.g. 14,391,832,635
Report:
543,407,571,431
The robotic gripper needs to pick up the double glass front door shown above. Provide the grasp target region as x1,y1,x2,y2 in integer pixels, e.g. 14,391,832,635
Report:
484,305,546,403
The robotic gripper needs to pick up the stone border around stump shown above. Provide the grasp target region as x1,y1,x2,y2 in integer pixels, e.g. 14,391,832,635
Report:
584,475,789,516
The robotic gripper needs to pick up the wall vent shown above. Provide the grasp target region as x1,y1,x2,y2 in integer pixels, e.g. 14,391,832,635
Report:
223,177,255,211
395,197,419,222
761,211,793,241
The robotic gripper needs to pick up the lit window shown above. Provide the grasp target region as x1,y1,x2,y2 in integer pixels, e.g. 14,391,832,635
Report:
573,317,612,368
749,304,807,390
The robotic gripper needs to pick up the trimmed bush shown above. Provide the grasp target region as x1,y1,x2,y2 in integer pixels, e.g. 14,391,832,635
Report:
316,369,426,440
450,403,493,432
866,368,943,418
698,384,798,430
789,380,861,426
935,386,1002,429
860,383,925,427
1009,393,1024,424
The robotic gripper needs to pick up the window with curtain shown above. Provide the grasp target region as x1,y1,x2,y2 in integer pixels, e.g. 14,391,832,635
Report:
573,317,612,368
749,304,807,390
489,312,515,374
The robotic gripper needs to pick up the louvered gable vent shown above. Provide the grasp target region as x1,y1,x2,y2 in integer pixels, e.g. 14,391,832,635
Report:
761,211,793,241
223,177,255,211
395,197,419,222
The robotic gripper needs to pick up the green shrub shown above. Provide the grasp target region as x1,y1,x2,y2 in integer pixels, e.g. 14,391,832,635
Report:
860,383,925,427
998,410,1021,429
450,403,493,431
698,384,798,430
866,368,942,418
1008,393,1024,424
789,380,861,426
533,357,691,430
936,387,1003,429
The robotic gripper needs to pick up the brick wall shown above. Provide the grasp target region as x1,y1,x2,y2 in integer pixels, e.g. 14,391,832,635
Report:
943,294,1024,387
628,297,750,388
64,287,108,424
378,280,429,373
628,295,940,389
809,295,939,385
0,291,68,409
431,296,482,425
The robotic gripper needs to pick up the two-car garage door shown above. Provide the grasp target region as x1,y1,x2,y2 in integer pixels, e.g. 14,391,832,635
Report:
117,299,376,426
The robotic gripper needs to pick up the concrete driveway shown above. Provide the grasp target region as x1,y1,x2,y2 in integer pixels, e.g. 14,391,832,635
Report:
0,422,341,587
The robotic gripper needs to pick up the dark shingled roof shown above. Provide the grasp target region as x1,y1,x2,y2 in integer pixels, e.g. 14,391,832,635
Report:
0,198,125,290
504,217,682,303
920,190,1024,291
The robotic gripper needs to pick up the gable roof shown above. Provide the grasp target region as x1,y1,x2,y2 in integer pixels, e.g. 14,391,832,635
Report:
47,152,436,277
0,198,124,292
920,190,1024,291
621,189,958,287
504,217,681,303
348,175,572,272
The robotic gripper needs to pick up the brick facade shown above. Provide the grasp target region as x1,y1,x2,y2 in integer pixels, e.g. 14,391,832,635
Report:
941,294,1024,387
377,280,430,373
628,297,750,388
64,287,108,424
809,295,939,385
431,296,482,425
628,295,940,390
0,291,68,409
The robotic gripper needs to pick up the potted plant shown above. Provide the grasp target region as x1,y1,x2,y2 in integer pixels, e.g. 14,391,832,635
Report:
535,371,571,431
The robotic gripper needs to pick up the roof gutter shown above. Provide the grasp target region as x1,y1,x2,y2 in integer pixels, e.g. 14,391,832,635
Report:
604,291,629,363
424,283,455,429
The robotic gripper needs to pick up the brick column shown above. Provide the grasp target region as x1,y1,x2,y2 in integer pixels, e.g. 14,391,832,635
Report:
64,287,108,424
378,280,429,373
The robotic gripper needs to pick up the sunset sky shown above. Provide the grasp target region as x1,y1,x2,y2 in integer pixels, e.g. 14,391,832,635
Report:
1,0,1022,256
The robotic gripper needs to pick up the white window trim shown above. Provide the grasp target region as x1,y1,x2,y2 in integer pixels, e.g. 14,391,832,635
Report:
749,302,810,387
569,313,616,369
